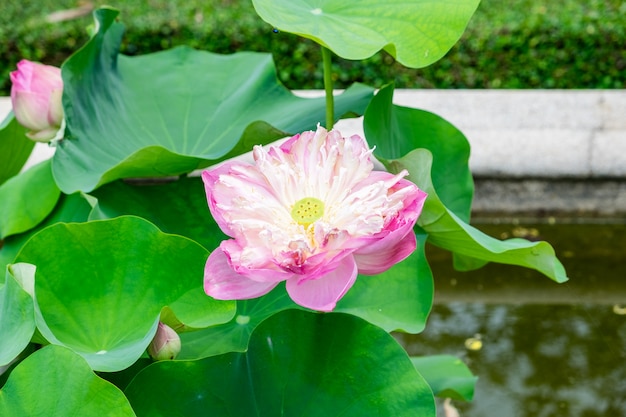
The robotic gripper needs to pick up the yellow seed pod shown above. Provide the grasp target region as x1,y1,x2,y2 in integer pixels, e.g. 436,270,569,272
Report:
291,197,324,227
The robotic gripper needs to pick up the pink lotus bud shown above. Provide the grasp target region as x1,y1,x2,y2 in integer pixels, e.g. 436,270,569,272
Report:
148,322,181,361
10,60,64,142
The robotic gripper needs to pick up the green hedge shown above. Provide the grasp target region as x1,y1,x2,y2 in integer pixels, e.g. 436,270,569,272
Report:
1,0,625,95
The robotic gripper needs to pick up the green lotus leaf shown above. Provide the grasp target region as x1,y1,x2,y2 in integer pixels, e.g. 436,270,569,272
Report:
252,0,480,68
53,7,373,193
179,236,434,358
178,284,298,359
411,355,477,401
336,233,433,333
0,345,136,416
0,264,35,367
0,159,60,240
384,149,568,283
87,177,225,253
97,358,153,393
15,216,235,371
0,193,92,272
0,112,34,186
364,84,474,222
126,309,435,417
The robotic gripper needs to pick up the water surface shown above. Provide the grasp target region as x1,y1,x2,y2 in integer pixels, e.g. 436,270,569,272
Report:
397,221,626,416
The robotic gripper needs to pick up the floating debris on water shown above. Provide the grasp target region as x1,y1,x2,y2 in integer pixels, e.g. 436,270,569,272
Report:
465,334,483,351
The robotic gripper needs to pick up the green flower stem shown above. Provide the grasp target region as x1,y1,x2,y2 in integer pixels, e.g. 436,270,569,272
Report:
321,46,334,130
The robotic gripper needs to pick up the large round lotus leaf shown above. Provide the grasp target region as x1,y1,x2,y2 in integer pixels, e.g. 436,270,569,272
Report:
0,264,35,367
0,159,60,239
178,284,299,359
126,309,435,416
53,8,373,193
0,192,92,272
252,0,480,68
0,112,34,186
15,216,235,371
88,176,226,253
0,345,135,416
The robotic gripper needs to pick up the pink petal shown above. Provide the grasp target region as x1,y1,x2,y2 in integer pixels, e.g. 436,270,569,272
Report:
396,182,428,218
286,256,358,312
202,161,290,239
204,248,278,300
29,63,62,92
202,164,240,237
353,231,417,275
277,132,302,152
220,240,294,283
47,88,64,126
351,184,427,274
11,91,51,131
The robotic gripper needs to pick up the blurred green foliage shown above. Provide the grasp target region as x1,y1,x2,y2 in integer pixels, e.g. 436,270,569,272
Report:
1,0,624,94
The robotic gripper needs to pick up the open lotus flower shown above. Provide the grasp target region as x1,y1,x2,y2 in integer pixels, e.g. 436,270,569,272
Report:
10,60,64,142
202,126,427,311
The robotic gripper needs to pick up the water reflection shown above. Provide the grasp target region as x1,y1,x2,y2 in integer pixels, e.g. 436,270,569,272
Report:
396,222,626,416
398,304,626,416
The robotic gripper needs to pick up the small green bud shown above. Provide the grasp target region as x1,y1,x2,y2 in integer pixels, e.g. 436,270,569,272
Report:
148,322,181,361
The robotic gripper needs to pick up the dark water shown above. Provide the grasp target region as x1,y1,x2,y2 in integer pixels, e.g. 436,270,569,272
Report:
396,221,626,416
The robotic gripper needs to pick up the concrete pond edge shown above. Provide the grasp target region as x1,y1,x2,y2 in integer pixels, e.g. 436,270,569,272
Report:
2,90,625,217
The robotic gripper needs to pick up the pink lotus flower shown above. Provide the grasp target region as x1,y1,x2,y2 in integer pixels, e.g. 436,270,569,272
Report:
10,60,64,142
202,126,427,311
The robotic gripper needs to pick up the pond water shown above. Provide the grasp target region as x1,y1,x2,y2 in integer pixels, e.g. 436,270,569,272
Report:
396,221,626,417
